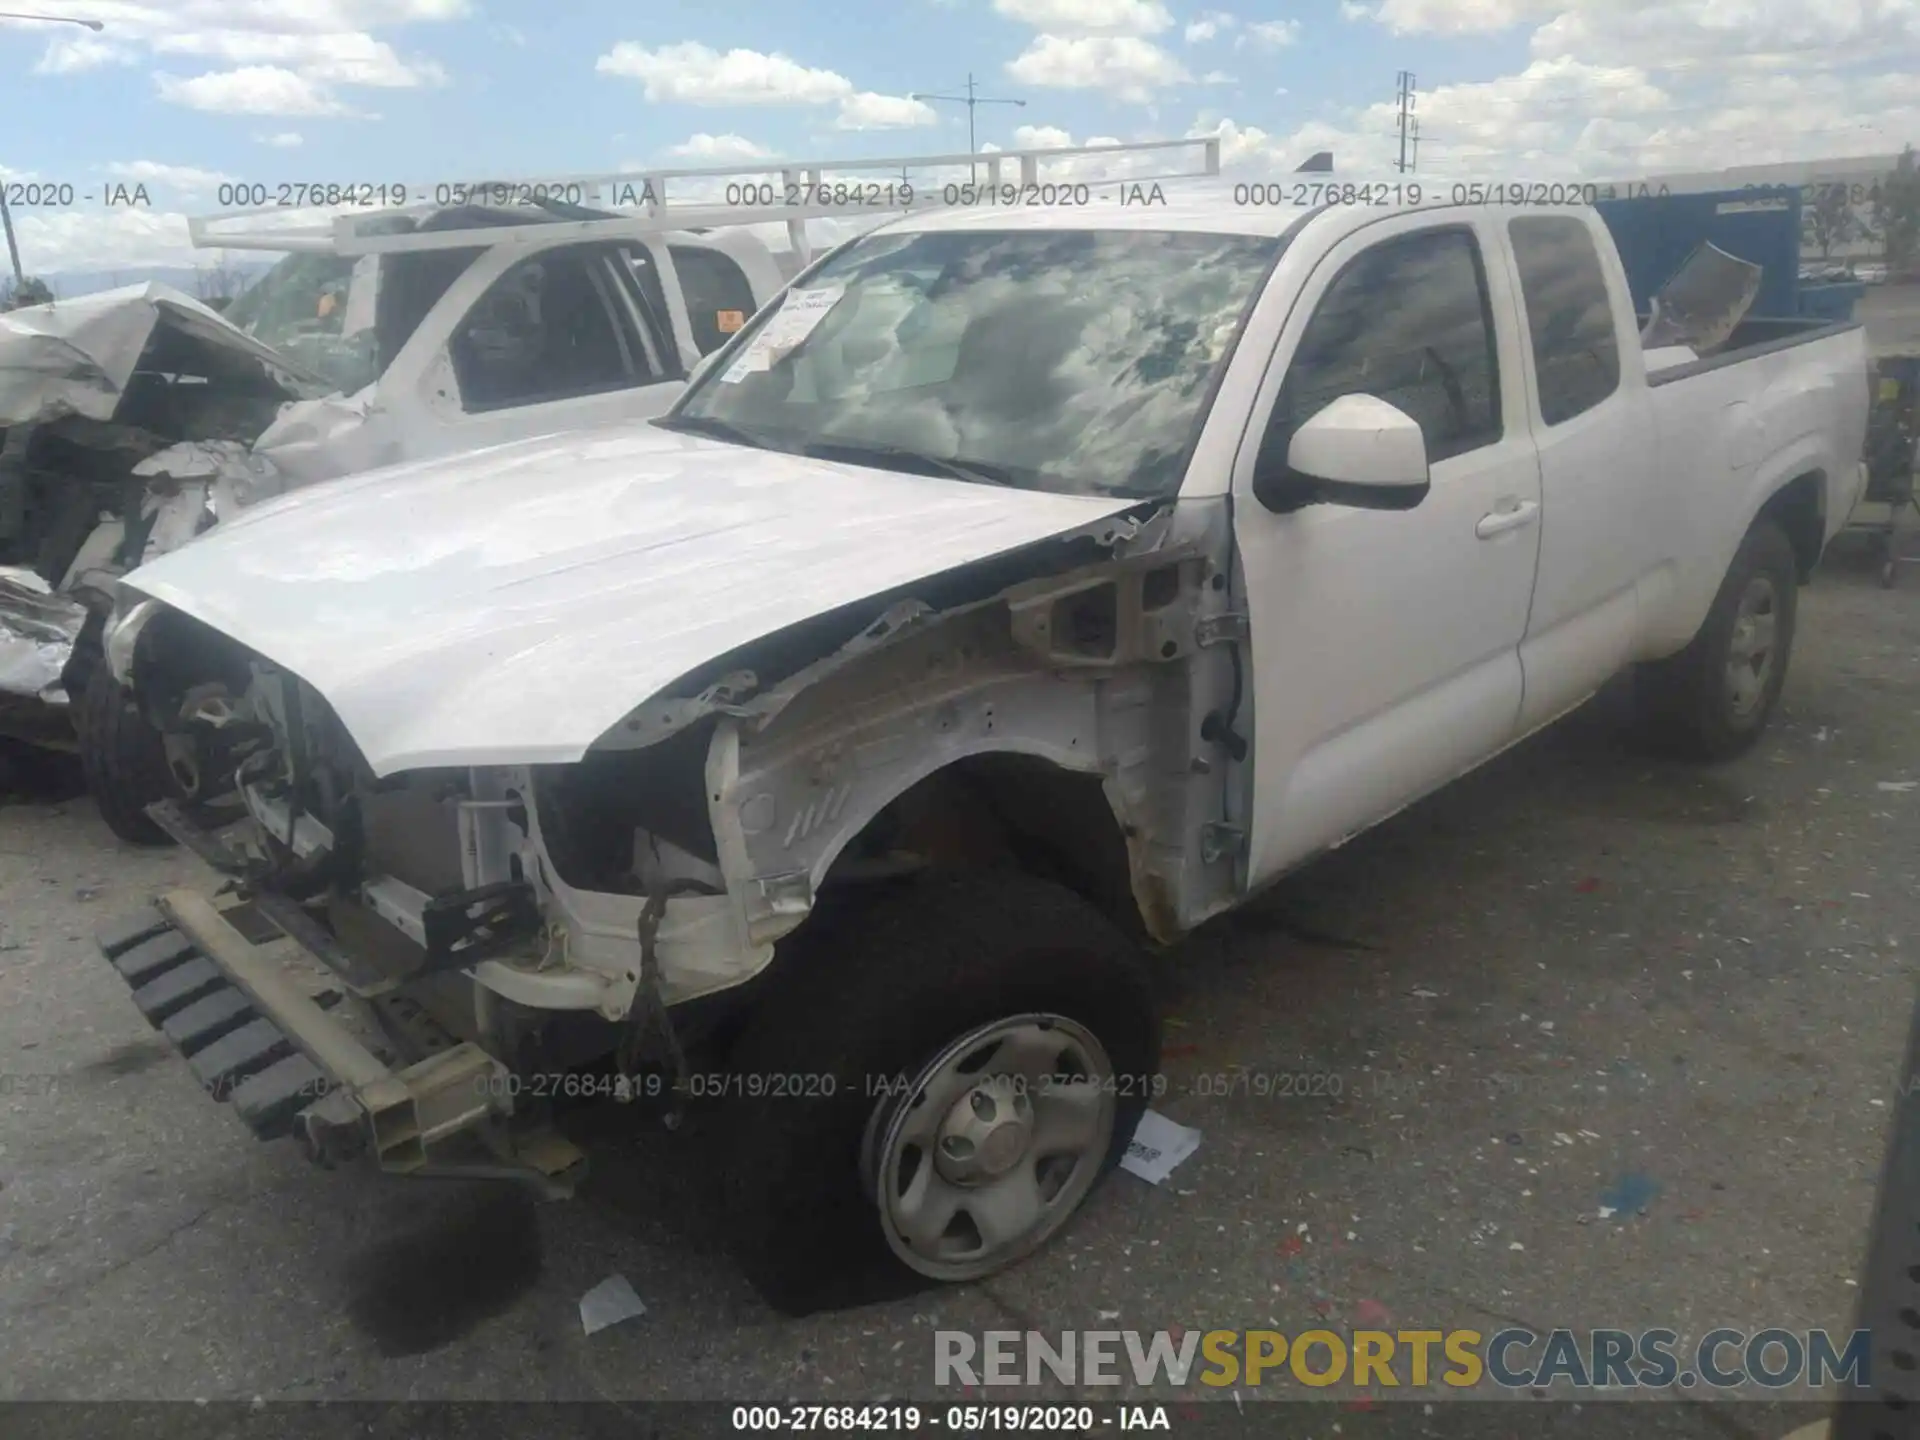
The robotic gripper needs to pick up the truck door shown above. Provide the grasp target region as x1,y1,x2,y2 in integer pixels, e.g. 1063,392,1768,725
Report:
1500,214,1657,731
1232,214,1544,886
400,241,686,463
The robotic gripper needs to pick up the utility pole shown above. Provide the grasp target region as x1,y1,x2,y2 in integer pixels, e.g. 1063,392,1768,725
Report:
1,11,107,292
911,74,1026,182
1395,70,1418,175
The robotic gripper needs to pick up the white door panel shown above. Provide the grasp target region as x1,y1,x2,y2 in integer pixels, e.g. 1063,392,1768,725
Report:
1502,213,1660,731
1232,214,1544,887
389,239,689,468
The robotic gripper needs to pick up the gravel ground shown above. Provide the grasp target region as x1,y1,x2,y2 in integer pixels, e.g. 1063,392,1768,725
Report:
0,537,1915,1435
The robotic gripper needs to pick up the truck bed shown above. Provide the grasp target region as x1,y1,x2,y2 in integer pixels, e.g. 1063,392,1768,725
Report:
1643,314,1863,387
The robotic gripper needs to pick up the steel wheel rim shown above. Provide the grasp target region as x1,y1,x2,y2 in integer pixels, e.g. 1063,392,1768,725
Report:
1725,575,1779,719
863,1013,1116,1282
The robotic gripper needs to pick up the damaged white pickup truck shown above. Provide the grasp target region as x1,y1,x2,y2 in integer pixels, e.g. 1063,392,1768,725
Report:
92,192,1868,1314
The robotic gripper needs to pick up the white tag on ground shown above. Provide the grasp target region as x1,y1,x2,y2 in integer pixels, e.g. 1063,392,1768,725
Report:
1120,1109,1202,1185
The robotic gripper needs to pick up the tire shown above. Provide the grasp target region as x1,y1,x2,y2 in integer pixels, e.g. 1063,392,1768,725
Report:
717,871,1160,1316
77,665,179,846
1634,519,1799,763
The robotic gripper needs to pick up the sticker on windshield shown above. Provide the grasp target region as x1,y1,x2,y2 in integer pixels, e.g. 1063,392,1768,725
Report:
719,350,772,384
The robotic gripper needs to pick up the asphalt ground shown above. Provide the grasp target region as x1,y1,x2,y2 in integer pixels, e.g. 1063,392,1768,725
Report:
1,533,1916,1440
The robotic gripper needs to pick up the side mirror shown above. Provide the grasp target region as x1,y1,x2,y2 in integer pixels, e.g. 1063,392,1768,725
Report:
1253,393,1432,513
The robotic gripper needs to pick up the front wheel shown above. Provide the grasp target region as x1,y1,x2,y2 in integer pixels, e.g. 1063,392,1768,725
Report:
717,872,1160,1315
77,665,179,846
1633,519,1799,763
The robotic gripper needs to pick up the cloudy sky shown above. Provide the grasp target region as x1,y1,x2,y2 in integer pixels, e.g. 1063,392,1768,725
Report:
1,0,1916,274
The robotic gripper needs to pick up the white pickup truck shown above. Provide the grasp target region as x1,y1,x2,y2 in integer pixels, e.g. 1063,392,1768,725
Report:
91,188,1868,1315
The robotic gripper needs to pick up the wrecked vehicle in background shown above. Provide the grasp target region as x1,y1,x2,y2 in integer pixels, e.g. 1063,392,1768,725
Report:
0,192,811,839
90,180,1865,1315
0,282,330,835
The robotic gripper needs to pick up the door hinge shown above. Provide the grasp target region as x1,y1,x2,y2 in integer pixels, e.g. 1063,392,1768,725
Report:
1200,822,1246,865
1195,612,1249,647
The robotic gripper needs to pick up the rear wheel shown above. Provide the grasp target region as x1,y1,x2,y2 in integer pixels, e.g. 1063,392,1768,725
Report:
77,665,178,846
717,871,1159,1315
1634,519,1799,762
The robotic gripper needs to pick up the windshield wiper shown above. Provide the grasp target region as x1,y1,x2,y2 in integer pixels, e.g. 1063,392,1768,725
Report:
654,413,780,452
798,439,1021,489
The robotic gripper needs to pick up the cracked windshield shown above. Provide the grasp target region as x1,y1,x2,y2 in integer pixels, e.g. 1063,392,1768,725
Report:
672,229,1281,498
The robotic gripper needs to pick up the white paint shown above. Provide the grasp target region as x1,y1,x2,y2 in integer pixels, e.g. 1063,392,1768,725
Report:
1286,393,1430,489
1217,200,1866,886
1230,207,1545,883
121,424,1135,776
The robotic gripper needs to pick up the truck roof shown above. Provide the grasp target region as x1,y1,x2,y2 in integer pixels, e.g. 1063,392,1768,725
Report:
879,184,1589,240
873,183,1597,243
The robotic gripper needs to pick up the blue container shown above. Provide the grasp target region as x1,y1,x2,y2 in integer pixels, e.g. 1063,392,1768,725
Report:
1797,280,1863,323
1595,186,1804,320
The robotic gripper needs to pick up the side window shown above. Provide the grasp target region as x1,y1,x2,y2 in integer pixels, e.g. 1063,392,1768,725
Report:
1508,216,1621,425
1266,226,1501,469
450,246,656,413
669,245,757,356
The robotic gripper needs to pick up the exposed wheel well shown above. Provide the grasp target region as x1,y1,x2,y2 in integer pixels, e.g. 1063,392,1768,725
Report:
825,753,1147,943
1758,472,1826,581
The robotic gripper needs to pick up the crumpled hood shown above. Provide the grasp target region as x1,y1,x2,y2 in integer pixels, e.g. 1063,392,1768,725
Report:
0,282,328,427
122,424,1138,775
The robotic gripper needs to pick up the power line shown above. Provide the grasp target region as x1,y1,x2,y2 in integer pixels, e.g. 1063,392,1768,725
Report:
1394,70,1417,174
909,74,1026,183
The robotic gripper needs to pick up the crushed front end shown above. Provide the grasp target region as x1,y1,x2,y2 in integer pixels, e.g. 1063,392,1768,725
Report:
93,604,769,1189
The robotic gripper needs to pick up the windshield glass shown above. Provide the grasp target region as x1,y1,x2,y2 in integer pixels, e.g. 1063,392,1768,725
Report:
224,252,379,393
671,227,1282,499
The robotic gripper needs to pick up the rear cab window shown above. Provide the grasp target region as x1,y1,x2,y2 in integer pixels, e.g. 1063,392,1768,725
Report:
669,245,758,356
449,244,667,412
1507,216,1621,425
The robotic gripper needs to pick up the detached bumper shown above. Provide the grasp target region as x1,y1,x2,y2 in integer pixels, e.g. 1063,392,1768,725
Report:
94,888,586,1192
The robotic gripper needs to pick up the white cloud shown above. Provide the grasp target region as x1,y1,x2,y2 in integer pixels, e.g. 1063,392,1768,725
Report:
1241,18,1301,46
1185,11,1237,42
1530,0,1920,71
1006,35,1191,101
1342,0,1556,32
13,207,199,275
152,32,445,86
32,35,135,74
596,41,937,132
1013,123,1077,148
992,0,1174,36
103,162,238,195
256,131,305,147
836,92,940,130
19,3,462,110
595,41,853,105
1202,69,1236,83
155,66,357,115
668,132,777,161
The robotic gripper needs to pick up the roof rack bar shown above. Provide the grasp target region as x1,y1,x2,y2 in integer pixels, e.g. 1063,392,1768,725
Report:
186,139,1226,255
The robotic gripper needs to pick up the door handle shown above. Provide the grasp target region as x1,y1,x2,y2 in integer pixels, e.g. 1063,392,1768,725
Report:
1476,500,1540,539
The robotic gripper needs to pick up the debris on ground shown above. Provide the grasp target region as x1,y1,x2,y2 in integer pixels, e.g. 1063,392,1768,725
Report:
1121,1110,1203,1185
1599,1172,1661,1217
578,1274,648,1336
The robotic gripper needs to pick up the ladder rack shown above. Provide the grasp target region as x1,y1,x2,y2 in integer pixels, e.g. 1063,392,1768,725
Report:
187,138,1225,263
